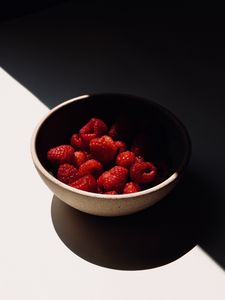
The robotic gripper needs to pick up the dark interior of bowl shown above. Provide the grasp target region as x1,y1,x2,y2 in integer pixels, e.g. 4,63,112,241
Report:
35,94,190,181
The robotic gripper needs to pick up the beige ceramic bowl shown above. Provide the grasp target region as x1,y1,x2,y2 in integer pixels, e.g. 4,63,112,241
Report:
31,94,191,216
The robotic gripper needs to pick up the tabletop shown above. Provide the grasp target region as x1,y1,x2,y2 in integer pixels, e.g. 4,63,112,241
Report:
0,5,224,299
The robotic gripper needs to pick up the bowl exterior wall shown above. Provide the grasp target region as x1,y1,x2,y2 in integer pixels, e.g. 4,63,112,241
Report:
36,166,178,216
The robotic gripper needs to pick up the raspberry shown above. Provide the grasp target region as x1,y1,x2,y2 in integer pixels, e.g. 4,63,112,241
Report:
130,162,157,184
97,166,128,193
131,145,142,157
97,186,104,194
70,133,87,150
131,133,148,156
78,159,103,178
109,121,120,139
104,191,118,195
90,135,117,164
109,118,131,140
69,175,97,192
46,116,167,195
116,151,136,169
80,118,108,143
47,145,74,165
57,163,78,184
123,182,141,194
115,141,127,153
86,152,93,160
135,155,144,163
74,151,88,167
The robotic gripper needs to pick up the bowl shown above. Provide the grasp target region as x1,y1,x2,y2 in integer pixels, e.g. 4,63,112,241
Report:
31,93,191,216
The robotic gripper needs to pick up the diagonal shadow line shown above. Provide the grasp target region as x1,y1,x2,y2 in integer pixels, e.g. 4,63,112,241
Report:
0,7,225,270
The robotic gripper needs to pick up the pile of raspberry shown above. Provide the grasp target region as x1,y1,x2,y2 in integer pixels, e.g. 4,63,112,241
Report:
47,118,168,194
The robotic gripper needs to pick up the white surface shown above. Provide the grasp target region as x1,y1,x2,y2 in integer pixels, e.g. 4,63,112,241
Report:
0,67,225,299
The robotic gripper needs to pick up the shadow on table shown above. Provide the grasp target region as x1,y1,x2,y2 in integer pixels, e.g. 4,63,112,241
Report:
51,169,216,270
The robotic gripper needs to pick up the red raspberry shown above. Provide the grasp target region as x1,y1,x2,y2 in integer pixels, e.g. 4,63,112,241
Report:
70,133,87,150
109,118,131,140
115,141,127,153
109,121,120,139
97,166,128,193
86,152,93,160
78,159,103,178
131,133,148,156
104,191,118,195
116,151,136,169
97,186,104,194
74,151,88,167
69,175,97,192
130,162,157,184
90,135,117,164
135,155,144,163
123,182,141,194
80,118,108,143
47,145,74,165
57,163,78,184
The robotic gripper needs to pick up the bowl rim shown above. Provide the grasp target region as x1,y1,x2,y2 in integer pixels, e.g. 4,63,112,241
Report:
31,93,191,200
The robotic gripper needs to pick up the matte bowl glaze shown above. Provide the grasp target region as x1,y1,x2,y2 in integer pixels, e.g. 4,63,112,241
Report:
31,94,191,216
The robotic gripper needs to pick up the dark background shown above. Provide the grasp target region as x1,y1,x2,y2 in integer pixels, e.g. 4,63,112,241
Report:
0,1,224,269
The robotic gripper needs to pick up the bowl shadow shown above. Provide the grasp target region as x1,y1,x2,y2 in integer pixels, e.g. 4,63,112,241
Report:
51,170,214,270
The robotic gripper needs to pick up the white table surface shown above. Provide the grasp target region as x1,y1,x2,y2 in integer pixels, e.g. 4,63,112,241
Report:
0,67,225,299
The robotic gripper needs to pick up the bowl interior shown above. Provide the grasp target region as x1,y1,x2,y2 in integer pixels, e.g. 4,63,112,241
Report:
35,94,189,182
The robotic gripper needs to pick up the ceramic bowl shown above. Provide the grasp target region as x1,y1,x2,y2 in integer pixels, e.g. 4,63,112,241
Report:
31,93,191,216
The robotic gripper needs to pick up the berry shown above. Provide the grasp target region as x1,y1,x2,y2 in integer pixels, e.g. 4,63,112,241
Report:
104,191,118,195
90,135,117,164
69,175,97,192
131,133,148,156
115,141,127,153
86,152,93,160
74,151,88,167
70,133,87,150
135,155,144,163
109,121,120,139
109,118,132,140
47,145,74,165
130,162,157,184
57,163,78,184
97,186,104,194
46,116,167,195
123,182,141,194
97,166,128,193
80,118,108,143
116,151,136,169
78,159,103,178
